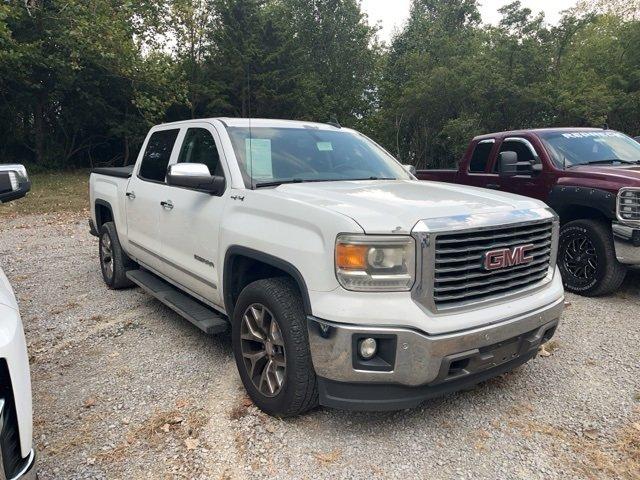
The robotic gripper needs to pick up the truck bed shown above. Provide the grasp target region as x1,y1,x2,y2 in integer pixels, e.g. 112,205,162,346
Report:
91,165,134,179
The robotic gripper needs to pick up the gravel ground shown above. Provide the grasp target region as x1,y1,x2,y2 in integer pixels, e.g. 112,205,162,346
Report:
0,212,638,480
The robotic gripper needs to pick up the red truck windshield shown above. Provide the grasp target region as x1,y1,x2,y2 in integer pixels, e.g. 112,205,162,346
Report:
539,130,640,168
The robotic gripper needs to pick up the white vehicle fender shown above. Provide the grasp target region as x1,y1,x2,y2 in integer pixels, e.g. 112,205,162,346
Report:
219,192,363,314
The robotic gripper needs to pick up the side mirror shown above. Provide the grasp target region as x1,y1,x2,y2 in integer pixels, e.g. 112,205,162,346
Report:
403,164,417,176
0,164,31,204
499,151,519,178
167,163,225,195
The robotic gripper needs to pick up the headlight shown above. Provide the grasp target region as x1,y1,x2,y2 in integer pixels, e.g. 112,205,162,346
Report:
617,188,640,223
335,234,416,291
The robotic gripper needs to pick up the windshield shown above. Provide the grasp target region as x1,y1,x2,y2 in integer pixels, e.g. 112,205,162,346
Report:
226,126,411,187
539,130,640,168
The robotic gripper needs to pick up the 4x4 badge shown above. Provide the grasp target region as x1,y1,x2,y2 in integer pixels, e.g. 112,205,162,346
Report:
484,244,534,271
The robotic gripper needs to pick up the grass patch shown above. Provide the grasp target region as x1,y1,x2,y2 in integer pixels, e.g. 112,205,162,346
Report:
0,170,89,217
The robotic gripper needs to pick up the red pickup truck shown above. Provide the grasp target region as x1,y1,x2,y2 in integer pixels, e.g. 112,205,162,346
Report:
418,128,640,296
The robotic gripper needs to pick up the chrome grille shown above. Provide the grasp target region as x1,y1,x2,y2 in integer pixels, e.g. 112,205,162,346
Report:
433,221,554,309
617,188,640,223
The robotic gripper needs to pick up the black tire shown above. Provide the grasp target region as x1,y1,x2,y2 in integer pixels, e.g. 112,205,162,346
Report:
558,219,627,296
232,277,318,417
99,222,136,289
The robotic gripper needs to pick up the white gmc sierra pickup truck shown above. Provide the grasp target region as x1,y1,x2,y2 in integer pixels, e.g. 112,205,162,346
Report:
89,118,564,416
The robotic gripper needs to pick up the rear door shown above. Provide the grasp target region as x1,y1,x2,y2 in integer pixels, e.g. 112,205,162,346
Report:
463,139,499,189
125,127,180,271
159,123,228,306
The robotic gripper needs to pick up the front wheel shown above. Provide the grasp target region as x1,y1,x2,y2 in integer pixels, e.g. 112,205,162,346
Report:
232,277,318,417
558,219,627,296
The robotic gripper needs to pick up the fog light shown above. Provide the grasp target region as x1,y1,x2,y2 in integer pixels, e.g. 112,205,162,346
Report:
358,338,378,360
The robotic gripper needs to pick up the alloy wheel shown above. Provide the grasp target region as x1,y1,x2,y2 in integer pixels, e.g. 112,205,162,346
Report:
100,233,114,281
240,304,286,397
563,234,598,280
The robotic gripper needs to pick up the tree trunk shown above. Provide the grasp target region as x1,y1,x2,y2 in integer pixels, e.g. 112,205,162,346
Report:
123,136,130,166
34,97,45,165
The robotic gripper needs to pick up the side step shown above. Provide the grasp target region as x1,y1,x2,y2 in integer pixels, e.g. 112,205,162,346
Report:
126,269,228,335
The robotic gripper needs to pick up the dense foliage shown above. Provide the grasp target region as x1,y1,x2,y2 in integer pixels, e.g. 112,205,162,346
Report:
0,0,639,169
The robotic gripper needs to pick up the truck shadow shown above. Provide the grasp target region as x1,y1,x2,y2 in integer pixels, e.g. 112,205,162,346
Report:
618,267,640,297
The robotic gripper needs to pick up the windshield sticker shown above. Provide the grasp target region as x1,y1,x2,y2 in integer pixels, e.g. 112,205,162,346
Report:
561,131,623,139
245,138,273,179
317,141,333,152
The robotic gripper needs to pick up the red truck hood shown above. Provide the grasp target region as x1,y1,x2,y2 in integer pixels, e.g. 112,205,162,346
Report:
275,180,545,234
567,165,640,185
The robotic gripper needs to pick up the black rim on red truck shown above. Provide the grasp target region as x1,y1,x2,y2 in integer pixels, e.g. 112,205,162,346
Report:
562,234,598,281
239,304,287,397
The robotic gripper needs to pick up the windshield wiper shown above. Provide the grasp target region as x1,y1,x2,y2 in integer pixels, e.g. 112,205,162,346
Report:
254,178,353,188
569,159,640,168
343,176,397,181
254,176,398,188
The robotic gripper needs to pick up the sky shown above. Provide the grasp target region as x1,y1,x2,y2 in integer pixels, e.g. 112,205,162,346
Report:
361,0,579,43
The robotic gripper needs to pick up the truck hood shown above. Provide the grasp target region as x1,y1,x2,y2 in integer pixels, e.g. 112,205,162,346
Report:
276,180,544,234
0,268,17,310
568,165,640,184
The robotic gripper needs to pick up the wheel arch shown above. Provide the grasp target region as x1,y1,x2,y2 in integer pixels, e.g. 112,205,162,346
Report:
548,186,616,224
223,246,312,318
94,199,115,229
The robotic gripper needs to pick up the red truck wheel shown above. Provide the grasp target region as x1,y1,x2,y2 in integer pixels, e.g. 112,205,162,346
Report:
558,219,627,296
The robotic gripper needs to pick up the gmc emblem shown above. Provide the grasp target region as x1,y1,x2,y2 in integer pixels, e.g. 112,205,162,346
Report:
483,244,535,271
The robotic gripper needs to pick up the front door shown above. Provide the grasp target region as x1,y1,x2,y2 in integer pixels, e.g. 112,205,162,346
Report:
159,123,228,307
491,137,547,201
125,128,180,271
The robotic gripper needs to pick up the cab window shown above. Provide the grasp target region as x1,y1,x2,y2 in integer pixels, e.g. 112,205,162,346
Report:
138,129,180,182
495,139,536,174
468,141,494,173
177,128,224,177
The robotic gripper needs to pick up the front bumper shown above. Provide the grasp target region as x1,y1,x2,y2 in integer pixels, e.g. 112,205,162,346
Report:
613,222,640,265
308,297,563,411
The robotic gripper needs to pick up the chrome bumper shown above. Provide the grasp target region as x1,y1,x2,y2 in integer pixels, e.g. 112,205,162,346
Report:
0,399,36,480
307,297,563,387
613,222,640,265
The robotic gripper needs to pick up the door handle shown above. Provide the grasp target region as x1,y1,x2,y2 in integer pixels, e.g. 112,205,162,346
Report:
126,191,136,199
486,184,500,189
160,200,174,210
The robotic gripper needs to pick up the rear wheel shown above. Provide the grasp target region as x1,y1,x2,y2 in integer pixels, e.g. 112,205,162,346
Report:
558,219,626,296
232,277,318,417
99,222,135,289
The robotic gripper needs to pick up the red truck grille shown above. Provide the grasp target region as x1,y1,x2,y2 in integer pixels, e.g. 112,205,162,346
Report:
618,188,640,223
433,221,554,309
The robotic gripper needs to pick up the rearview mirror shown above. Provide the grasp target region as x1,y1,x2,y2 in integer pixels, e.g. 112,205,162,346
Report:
0,164,31,204
499,151,519,178
167,163,225,195
403,164,417,176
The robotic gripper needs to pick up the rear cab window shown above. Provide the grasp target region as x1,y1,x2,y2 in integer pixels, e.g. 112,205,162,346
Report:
468,140,495,173
138,129,180,182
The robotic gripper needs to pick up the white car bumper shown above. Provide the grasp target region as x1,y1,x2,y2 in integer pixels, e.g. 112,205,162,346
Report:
0,304,35,479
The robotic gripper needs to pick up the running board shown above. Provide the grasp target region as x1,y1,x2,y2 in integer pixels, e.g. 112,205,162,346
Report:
126,269,228,335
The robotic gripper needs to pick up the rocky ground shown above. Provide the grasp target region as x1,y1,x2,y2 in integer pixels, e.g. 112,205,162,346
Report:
0,212,638,479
